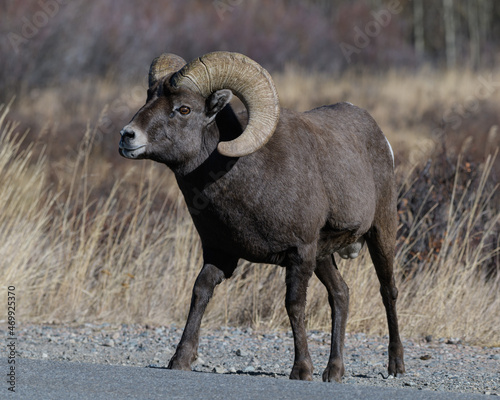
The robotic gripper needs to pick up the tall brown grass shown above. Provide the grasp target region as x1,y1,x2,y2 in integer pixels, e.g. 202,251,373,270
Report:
0,68,499,346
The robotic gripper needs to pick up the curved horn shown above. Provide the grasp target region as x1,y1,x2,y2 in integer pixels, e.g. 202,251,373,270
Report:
171,52,280,157
149,53,186,88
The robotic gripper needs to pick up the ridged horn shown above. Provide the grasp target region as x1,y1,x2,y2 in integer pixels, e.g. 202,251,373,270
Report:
148,53,187,88
170,51,280,157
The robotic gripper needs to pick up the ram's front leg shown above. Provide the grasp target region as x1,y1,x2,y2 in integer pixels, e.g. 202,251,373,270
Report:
168,257,237,370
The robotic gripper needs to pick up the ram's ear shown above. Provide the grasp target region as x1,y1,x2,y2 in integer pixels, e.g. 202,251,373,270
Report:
206,89,233,121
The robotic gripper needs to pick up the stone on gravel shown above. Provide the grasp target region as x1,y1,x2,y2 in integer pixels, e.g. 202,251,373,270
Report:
213,365,226,374
102,339,115,347
236,349,249,357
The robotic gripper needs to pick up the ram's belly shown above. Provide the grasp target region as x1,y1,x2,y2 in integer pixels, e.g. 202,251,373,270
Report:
317,224,366,259
189,201,318,265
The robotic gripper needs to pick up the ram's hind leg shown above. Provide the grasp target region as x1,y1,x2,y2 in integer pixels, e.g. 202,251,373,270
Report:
285,251,315,381
366,222,405,376
314,255,349,382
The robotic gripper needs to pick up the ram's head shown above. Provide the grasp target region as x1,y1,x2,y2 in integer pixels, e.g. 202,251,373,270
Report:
119,52,280,166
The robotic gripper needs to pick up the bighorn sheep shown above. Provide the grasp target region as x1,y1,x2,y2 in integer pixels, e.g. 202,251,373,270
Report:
119,51,405,382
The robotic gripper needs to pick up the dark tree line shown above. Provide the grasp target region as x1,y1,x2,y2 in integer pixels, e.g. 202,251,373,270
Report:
287,0,499,68
1,0,499,99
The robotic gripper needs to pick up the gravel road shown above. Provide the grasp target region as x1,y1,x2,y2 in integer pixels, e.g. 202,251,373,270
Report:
7,323,499,396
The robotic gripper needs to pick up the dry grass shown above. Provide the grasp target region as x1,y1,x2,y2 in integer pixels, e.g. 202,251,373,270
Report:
0,68,499,346
275,66,500,168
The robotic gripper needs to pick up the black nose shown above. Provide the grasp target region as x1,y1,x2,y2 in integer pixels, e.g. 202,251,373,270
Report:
120,126,135,140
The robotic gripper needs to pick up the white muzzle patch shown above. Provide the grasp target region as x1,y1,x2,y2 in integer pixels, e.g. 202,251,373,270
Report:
119,124,148,159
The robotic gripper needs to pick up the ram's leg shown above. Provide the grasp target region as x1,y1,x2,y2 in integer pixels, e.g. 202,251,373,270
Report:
366,224,405,376
314,255,349,382
168,254,237,370
286,257,315,381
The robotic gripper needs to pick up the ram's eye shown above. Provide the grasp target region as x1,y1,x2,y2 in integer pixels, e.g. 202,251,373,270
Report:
179,106,191,115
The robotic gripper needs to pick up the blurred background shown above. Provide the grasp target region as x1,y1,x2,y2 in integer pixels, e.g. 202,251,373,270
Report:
2,0,500,158
2,0,500,83
0,0,499,343
1,0,499,163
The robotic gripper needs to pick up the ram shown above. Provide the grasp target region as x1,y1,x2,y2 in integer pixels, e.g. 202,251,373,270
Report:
119,51,405,382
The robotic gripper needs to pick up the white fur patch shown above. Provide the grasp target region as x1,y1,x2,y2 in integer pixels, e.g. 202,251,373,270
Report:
384,136,394,167
338,237,365,259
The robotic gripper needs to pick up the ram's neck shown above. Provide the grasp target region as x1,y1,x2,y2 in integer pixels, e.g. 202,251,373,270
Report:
215,104,246,143
174,104,244,189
